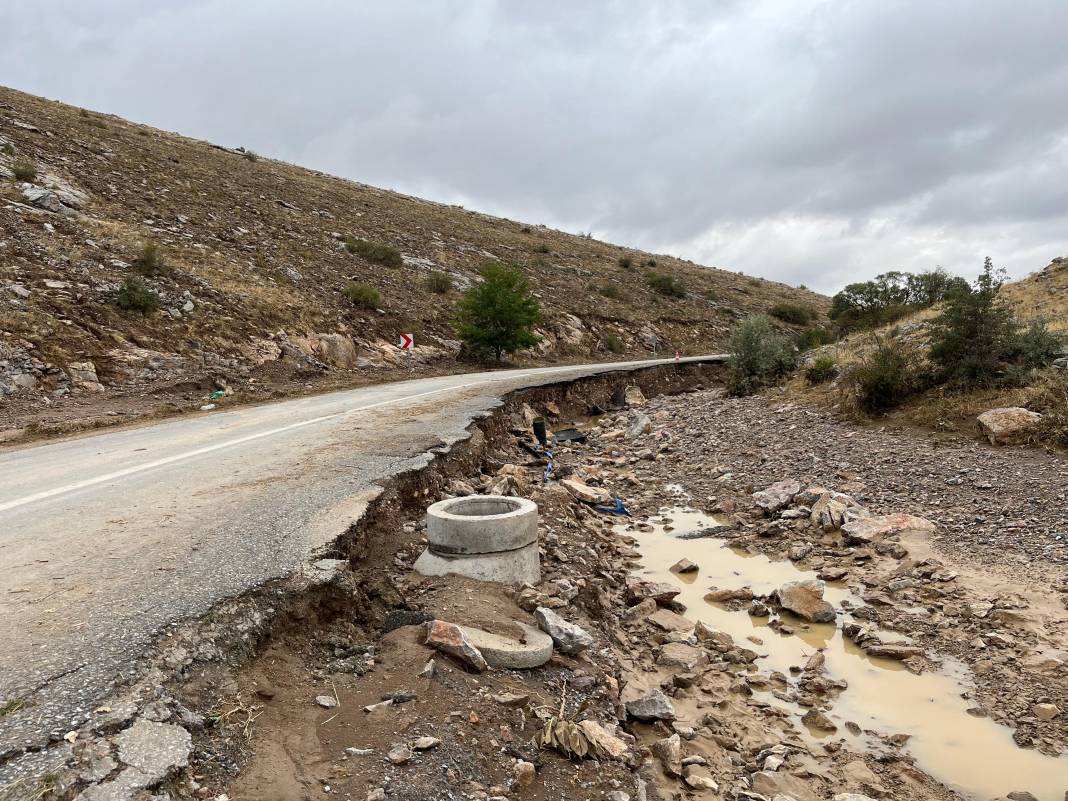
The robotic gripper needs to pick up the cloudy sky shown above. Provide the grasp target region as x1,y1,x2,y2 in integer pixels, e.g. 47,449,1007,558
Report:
3,1,1067,292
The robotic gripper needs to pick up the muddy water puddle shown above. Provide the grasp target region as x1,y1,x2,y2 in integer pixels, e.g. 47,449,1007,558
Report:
620,507,1068,801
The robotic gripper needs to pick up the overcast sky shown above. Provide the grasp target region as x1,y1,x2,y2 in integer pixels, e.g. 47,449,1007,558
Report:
3,1,1067,293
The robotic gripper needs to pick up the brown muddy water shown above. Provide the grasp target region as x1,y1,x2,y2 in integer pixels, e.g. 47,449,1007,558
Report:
619,507,1068,801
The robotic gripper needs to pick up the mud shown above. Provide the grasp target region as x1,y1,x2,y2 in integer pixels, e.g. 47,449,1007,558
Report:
626,505,1068,801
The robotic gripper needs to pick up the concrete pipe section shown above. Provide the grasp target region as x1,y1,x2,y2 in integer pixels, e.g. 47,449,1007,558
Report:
414,495,540,585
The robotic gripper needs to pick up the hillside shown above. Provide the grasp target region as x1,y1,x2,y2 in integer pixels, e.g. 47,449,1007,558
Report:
0,86,825,436
789,255,1068,441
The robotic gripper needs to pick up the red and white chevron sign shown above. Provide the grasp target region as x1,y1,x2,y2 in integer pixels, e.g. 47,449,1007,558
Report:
398,333,413,351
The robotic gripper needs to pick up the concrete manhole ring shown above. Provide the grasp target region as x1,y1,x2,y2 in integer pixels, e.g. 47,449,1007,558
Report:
416,495,540,585
426,495,538,555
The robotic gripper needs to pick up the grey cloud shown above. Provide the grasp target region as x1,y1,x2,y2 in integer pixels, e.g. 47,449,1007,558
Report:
1,0,1066,293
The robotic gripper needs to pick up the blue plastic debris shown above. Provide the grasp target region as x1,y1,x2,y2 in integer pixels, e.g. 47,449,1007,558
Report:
593,498,630,516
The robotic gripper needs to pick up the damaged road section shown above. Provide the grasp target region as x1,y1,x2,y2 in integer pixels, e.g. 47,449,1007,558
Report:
0,358,722,799
110,382,1062,801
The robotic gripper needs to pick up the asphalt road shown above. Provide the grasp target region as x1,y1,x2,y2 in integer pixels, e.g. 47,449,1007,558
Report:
0,356,716,768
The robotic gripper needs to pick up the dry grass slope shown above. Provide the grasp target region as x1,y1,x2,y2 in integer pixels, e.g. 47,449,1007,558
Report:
789,256,1068,441
0,85,826,432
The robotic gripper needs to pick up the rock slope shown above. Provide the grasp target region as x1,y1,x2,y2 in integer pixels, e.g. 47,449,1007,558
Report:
0,85,825,433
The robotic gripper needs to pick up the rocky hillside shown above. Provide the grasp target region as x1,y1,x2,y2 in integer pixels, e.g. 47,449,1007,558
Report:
0,85,825,434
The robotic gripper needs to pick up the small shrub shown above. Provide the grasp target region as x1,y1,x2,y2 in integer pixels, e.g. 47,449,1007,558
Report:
1028,371,1068,448
851,335,922,412
618,255,633,269
1011,318,1064,370
343,236,403,267
598,283,621,299
243,149,258,162
343,282,381,309
520,225,532,233
12,159,36,182
644,258,657,268
533,243,551,254
704,288,718,302
132,240,164,276
426,271,453,294
647,272,687,299
804,354,838,385
115,277,160,314
602,332,625,354
769,302,816,325
726,316,797,396
454,262,541,360
1,142,15,156
796,327,837,351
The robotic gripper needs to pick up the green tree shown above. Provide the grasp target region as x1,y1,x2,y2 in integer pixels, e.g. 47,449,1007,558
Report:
927,259,1064,387
927,258,1020,387
830,268,968,332
455,262,541,360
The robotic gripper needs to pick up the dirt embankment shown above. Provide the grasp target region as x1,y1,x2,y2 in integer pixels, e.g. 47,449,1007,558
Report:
0,84,826,439
33,369,1068,801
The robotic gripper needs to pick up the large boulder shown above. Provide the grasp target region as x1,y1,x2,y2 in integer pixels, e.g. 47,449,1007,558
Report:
777,579,836,623
68,361,105,393
316,334,358,368
977,407,1042,445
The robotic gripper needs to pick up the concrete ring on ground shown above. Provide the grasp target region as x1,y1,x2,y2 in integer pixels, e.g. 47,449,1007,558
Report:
426,495,538,554
415,495,540,585
460,622,553,669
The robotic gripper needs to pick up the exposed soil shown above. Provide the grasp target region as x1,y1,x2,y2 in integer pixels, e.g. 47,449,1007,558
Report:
34,377,1068,801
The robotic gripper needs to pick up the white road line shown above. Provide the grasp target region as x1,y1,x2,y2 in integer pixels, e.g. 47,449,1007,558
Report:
0,380,492,514
0,356,693,514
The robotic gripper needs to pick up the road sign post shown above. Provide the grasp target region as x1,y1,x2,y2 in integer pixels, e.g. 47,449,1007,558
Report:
399,333,413,372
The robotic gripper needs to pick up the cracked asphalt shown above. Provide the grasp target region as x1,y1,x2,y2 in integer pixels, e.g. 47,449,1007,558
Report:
0,357,716,771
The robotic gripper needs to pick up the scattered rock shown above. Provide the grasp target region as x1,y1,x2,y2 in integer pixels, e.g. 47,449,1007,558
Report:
625,577,680,606
513,759,536,786
657,642,708,671
627,413,652,438
534,607,594,655
623,687,675,721
578,720,629,760
752,479,802,515
561,478,611,504
387,742,412,765
777,579,836,623
840,513,935,545
412,736,440,750
424,620,488,672
669,558,698,574
315,695,338,709
650,734,682,776
1033,703,1060,721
